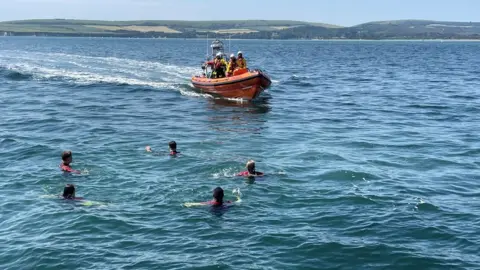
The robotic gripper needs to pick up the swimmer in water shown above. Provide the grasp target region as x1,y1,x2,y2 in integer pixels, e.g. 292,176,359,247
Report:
184,187,241,207
145,140,180,156
62,184,83,200
211,187,229,206
60,151,81,174
237,160,264,177
41,184,103,206
168,141,179,155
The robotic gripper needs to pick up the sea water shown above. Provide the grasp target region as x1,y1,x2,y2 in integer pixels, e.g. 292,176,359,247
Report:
0,38,479,269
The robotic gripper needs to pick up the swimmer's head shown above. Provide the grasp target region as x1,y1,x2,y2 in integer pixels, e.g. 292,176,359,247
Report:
212,187,224,204
246,160,256,174
169,141,177,152
62,150,73,164
63,184,75,199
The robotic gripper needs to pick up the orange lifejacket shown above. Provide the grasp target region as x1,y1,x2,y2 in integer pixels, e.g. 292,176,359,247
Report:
236,57,247,69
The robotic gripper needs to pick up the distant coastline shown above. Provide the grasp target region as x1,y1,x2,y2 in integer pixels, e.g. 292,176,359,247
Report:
1,19,480,40
3,37,480,42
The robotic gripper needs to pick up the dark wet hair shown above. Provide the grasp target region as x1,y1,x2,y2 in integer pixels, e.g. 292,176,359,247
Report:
213,187,224,205
63,184,75,199
169,141,177,151
62,151,72,162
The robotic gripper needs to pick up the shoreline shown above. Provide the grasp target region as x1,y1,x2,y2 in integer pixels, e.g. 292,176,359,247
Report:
2,35,480,42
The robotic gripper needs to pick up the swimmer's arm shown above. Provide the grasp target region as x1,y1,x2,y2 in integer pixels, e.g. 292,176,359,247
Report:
145,146,169,156
40,194,59,199
81,200,106,206
145,146,163,153
63,167,81,174
183,202,209,207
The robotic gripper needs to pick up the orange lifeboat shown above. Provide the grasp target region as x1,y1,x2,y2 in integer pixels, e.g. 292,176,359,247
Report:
191,68,272,100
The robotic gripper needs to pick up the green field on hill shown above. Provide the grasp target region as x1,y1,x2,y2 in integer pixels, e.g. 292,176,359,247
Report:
1,19,480,39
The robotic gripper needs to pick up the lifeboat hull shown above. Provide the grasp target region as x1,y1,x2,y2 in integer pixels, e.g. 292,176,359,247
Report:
191,70,271,100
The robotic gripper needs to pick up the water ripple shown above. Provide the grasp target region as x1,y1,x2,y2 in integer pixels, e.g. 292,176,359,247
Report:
0,38,479,270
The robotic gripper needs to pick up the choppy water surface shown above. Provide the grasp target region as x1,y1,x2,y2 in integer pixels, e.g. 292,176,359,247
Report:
0,38,479,270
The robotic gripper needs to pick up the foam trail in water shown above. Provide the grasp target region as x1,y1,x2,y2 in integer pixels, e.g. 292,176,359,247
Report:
1,50,198,75
179,88,214,99
4,63,177,89
0,50,200,92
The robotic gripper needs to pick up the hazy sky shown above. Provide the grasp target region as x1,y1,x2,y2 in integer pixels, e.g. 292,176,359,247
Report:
1,0,479,26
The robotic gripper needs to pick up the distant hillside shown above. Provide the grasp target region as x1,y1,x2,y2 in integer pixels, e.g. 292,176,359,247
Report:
1,19,479,39
348,20,480,39
0,19,340,36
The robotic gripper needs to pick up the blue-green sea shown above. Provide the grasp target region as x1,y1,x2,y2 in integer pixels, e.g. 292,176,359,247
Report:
0,37,479,269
